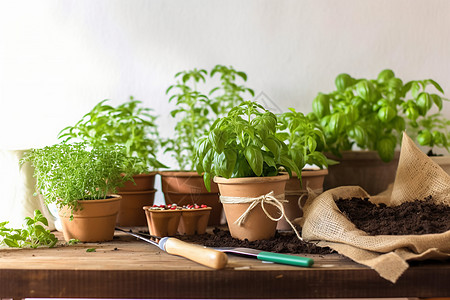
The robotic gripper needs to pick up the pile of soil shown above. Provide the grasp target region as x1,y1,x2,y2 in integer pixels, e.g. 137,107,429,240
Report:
335,196,450,235
177,228,334,255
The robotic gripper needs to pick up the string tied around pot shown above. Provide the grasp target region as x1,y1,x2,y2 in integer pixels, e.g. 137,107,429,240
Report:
219,191,303,241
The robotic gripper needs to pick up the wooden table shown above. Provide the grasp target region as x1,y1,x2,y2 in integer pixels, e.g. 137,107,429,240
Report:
0,230,449,299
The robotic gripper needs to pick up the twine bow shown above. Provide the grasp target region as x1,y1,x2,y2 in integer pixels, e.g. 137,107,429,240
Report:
220,191,303,240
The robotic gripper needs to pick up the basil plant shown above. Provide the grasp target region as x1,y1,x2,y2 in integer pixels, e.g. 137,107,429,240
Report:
311,69,449,162
194,101,300,191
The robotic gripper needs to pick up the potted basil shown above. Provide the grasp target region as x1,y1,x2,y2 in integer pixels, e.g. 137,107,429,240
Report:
276,108,332,230
21,142,132,242
194,101,300,241
58,97,166,226
311,69,449,194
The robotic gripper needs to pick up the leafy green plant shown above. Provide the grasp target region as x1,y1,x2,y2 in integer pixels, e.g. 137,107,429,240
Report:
209,64,255,116
20,142,133,213
164,68,216,170
194,101,301,191
277,108,331,172
58,96,166,173
311,69,449,162
0,209,57,248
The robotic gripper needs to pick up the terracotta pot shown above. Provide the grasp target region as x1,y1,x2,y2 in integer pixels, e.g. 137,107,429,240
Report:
58,195,121,242
143,206,182,237
178,207,212,235
214,174,289,241
324,151,400,196
159,171,223,226
277,169,328,231
119,172,157,192
431,156,450,175
116,189,156,227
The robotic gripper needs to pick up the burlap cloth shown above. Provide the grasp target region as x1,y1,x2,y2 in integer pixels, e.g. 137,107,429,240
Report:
299,132,450,283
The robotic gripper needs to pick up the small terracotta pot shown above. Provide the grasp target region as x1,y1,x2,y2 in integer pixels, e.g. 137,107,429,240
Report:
159,171,223,226
277,169,328,231
58,195,122,242
116,189,156,227
143,206,182,237
119,172,157,192
214,174,289,241
178,207,212,235
324,151,400,195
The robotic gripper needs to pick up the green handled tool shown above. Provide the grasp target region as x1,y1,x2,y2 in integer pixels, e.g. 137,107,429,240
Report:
213,247,314,267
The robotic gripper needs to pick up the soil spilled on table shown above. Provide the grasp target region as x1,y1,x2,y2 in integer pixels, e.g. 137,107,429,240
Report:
335,196,450,235
177,228,334,255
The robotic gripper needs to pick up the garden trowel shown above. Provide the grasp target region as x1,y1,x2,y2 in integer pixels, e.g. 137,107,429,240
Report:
212,247,314,267
115,227,228,269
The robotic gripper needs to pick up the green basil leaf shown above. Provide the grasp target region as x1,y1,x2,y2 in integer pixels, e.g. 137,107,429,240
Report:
244,145,263,176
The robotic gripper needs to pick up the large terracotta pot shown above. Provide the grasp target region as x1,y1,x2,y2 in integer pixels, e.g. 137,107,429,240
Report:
117,172,157,226
119,172,157,192
214,174,289,241
324,151,400,196
159,171,223,226
116,189,156,226
58,195,122,242
277,169,328,231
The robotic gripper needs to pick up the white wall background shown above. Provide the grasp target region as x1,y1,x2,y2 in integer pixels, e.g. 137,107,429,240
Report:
1,0,450,205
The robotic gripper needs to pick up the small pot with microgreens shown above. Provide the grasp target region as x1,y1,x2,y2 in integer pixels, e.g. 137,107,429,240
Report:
58,97,167,226
311,69,449,194
275,108,332,230
20,142,133,242
194,101,301,241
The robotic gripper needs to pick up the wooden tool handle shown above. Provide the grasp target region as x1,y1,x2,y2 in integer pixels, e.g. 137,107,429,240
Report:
162,237,228,270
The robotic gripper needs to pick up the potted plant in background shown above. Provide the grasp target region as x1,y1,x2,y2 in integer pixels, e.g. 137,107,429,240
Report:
20,142,132,242
275,108,332,230
209,64,255,117
194,101,301,241
311,69,449,194
58,97,167,226
161,65,254,226
160,68,222,224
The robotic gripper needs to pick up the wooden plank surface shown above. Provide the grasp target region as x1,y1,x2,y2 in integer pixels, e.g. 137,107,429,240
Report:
0,230,449,299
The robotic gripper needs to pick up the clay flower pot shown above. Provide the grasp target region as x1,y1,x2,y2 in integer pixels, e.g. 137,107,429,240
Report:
277,169,328,231
324,151,400,195
178,205,212,235
116,189,156,227
214,173,289,241
119,172,157,192
58,195,122,242
143,205,182,237
159,171,223,226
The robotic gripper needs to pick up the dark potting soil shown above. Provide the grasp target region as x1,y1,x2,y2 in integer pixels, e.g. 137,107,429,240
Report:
335,196,450,235
177,228,334,255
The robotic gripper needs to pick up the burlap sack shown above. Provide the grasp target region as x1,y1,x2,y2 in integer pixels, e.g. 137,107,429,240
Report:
299,132,450,283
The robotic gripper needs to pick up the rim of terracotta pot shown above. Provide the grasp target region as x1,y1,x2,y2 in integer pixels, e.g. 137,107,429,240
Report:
158,170,202,177
142,206,183,214
131,171,157,177
118,189,157,195
325,150,400,161
181,207,212,212
75,194,122,204
213,173,289,184
294,169,329,177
